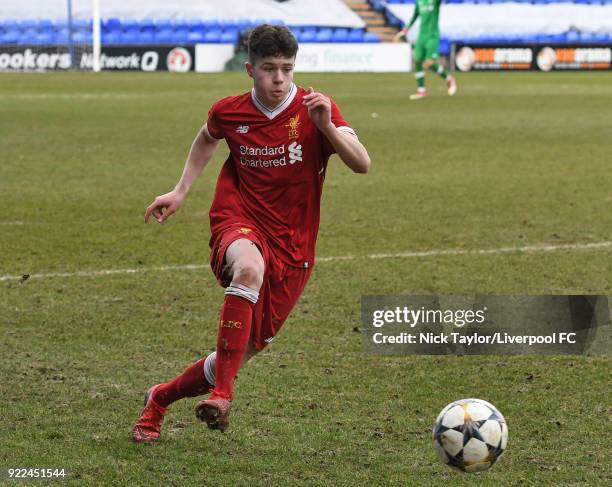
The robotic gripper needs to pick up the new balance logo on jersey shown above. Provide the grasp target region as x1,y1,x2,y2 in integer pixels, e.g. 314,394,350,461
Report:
236,125,249,133
288,141,302,164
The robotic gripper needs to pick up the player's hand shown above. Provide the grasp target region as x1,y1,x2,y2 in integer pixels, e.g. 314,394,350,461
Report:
303,87,332,131
393,29,408,42
144,190,185,223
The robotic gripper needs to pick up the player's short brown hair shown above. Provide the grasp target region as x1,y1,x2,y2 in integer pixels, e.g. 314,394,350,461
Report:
247,24,298,65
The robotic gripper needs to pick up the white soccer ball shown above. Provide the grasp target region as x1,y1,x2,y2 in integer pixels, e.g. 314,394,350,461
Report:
432,398,508,473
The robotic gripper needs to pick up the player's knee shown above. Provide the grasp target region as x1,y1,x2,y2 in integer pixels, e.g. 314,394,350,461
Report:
423,59,434,69
232,260,264,290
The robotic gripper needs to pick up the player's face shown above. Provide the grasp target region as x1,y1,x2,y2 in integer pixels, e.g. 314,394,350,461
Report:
246,56,295,109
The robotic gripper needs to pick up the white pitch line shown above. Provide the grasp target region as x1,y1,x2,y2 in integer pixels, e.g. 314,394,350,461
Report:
316,241,612,262
1,241,610,282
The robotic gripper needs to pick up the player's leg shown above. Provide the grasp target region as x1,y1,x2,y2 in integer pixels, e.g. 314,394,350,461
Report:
195,238,264,431
425,37,457,95
197,262,312,432
410,39,427,100
132,236,263,441
132,355,216,443
211,238,263,400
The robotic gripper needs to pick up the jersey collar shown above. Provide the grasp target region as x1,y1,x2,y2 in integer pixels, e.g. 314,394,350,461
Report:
251,84,297,120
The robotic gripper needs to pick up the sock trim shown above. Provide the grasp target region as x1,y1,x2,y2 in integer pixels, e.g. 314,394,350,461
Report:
203,352,216,386
225,281,259,304
415,71,425,79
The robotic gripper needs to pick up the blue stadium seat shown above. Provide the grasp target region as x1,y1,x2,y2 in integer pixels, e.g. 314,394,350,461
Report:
173,20,190,30
537,33,568,43
154,29,174,44
36,20,54,33
136,31,155,44
55,31,70,44
19,20,37,31
363,32,380,43
0,31,19,44
1,20,19,32
119,31,139,44
154,20,173,31
347,29,364,43
187,20,206,34
33,33,54,45
73,19,91,31
579,32,596,42
101,31,121,45
221,31,239,43
331,28,349,42
203,30,222,43
138,20,156,34
291,30,303,42
203,20,222,29
316,28,333,42
122,21,140,33
17,33,33,45
187,31,206,43
174,27,189,43
104,18,122,30
53,21,67,31
566,30,580,41
300,30,316,43
72,31,92,43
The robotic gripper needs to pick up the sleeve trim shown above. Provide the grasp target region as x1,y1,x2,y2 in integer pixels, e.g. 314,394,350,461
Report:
203,123,222,141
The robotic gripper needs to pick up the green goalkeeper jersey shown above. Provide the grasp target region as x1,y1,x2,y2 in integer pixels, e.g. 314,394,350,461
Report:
406,0,442,39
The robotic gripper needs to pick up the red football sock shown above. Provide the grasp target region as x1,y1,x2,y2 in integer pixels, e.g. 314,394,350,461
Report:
153,357,213,408
212,294,254,401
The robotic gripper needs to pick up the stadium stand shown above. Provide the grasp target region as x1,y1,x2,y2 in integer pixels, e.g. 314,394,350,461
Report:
0,0,379,45
1,0,611,49
380,1,612,54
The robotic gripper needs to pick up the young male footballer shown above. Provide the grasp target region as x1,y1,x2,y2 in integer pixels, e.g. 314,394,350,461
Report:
132,24,371,442
394,0,457,100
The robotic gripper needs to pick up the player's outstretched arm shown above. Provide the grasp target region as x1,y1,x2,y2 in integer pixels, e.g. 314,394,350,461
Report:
144,124,220,223
395,5,419,42
303,87,371,174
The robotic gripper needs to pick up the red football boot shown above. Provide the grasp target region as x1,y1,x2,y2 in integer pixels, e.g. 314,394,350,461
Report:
195,395,232,432
131,385,167,443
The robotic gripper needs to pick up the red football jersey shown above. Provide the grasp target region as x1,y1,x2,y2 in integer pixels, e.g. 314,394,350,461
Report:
205,84,355,269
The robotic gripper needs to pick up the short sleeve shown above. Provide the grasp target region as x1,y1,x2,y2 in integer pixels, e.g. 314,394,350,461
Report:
321,98,356,159
205,101,224,140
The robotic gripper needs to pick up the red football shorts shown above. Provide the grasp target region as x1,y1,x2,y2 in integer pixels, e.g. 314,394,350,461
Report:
209,225,312,351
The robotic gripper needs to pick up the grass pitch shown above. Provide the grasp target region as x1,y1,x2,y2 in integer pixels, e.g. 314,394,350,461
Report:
1,71,611,486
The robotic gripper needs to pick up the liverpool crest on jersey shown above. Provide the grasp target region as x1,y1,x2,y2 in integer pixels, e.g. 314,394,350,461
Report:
286,115,300,139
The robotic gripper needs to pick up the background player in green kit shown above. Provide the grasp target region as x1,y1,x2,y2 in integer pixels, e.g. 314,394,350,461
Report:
394,0,457,100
